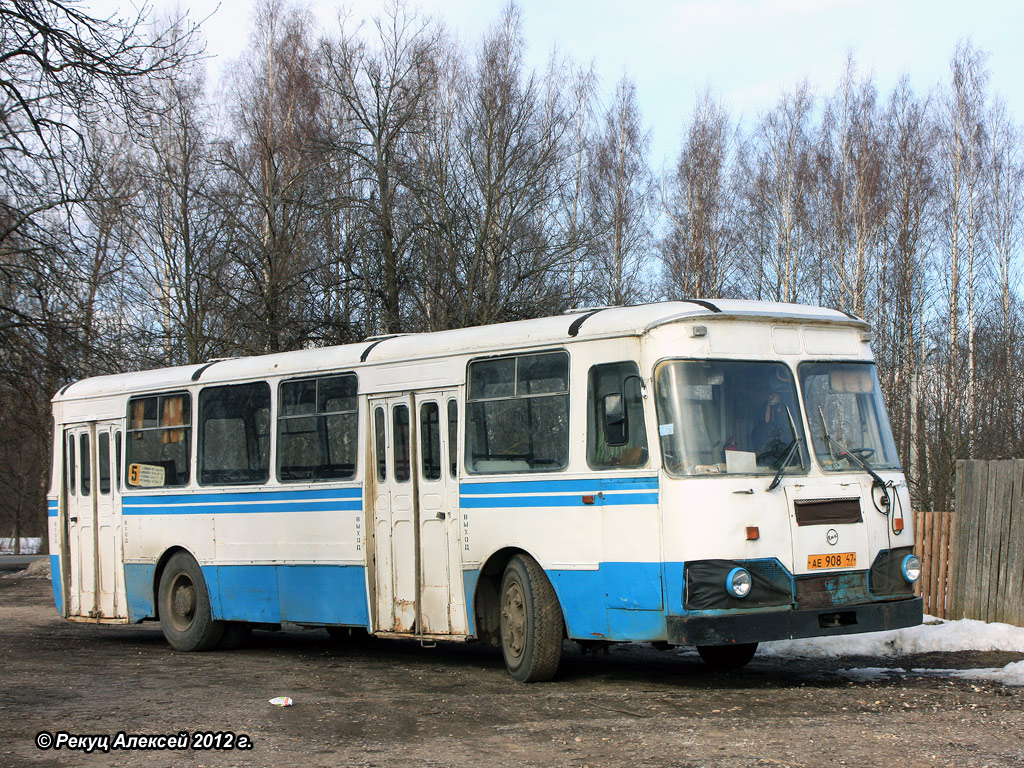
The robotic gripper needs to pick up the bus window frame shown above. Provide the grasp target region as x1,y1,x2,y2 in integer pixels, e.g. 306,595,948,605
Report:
276,372,359,484
463,348,571,475
124,391,193,489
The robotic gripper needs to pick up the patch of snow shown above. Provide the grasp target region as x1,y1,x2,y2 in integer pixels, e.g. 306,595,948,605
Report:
944,660,1024,686
837,662,1024,687
760,615,1024,658
835,667,905,682
0,537,43,554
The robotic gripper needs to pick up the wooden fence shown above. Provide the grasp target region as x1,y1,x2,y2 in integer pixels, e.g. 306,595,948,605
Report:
948,459,1024,627
913,507,954,619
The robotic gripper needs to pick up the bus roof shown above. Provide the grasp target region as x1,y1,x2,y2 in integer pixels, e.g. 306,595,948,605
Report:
53,300,865,402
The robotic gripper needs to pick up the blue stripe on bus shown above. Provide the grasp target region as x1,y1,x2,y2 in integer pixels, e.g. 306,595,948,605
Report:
460,476,658,495
459,561,669,642
459,492,658,508
123,500,362,515
122,488,363,515
123,488,362,505
124,562,369,628
125,563,156,622
546,562,667,640
47,502,58,518
50,555,63,615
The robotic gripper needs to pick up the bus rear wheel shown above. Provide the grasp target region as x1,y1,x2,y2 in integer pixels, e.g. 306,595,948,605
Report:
158,551,225,651
696,642,758,671
499,555,563,683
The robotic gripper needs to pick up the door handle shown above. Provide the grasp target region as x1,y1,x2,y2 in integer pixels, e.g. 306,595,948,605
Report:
436,511,446,520
70,517,78,523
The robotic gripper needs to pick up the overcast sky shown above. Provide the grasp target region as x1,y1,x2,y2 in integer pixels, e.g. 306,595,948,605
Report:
85,0,1024,168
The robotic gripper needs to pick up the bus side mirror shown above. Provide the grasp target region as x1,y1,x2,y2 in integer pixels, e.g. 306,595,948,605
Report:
602,393,628,446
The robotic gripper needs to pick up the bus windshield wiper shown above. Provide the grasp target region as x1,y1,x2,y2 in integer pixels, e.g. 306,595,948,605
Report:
817,406,886,489
767,406,804,491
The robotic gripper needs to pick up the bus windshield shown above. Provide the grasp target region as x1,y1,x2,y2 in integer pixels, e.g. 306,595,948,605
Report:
655,360,808,477
798,362,901,472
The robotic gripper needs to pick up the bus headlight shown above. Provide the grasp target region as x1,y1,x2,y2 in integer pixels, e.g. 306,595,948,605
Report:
726,567,752,598
900,554,921,583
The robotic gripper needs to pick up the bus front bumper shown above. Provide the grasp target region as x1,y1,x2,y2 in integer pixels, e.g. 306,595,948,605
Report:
666,597,923,646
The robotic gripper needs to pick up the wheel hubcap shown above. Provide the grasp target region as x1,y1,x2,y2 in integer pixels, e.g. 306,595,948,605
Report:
502,580,526,659
168,572,196,632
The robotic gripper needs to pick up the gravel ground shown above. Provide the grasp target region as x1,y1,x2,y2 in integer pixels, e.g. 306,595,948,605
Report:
2,572,1022,768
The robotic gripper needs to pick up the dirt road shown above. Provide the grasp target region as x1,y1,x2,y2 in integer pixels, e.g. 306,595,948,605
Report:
2,572,1022,768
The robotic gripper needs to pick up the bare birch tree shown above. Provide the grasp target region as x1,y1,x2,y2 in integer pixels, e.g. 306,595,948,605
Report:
320,0,440,334
586,75,653,306
219,0,328,353
939,40,989,453
738,82,815,302
812,58,887,317
660,87,737,299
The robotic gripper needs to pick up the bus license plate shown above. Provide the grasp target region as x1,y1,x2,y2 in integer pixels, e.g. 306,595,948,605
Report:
807,552,857,570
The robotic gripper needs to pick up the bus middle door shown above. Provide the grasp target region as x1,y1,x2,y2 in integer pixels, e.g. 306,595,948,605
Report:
369,392,462,636
370,396,416,633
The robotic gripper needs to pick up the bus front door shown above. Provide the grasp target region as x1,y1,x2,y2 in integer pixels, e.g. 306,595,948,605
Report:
63,422,126,619
369,393,463,636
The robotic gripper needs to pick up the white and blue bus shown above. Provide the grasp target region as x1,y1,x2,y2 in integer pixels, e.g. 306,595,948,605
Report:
48,300,922,681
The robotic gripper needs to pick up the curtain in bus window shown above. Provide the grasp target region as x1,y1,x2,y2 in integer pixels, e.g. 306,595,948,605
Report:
161,395,185,444
131,399,146,438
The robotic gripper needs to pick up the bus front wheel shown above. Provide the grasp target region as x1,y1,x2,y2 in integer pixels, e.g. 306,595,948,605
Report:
696,642,758,671
158,551,226,651
499,555,563,683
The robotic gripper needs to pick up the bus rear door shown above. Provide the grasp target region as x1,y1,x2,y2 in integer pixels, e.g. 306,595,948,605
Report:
63,421,126,619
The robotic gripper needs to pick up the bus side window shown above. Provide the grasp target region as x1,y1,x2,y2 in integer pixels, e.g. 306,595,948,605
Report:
198,382,271,486
466,351,569,474
126,393,192,488
447,399,458,479
587,362,649,469
278,374,358,482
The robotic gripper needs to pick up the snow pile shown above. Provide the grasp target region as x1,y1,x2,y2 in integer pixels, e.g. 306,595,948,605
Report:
760,616,1024,658
24,558,52,579
2,557,51,580
759,616,1024,686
